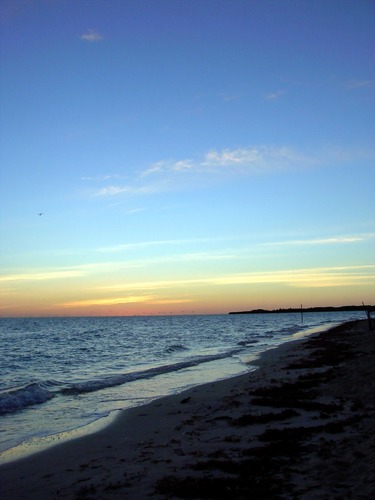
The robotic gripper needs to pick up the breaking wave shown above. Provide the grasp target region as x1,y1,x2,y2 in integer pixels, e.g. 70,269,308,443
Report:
1,349,241,415
0,383,54,415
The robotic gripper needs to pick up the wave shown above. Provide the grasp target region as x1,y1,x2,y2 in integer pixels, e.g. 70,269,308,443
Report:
164,344,189,354
1,348,242,415
263,324,303,337
237,339,259,346
61,349,241,396
0,382,54,416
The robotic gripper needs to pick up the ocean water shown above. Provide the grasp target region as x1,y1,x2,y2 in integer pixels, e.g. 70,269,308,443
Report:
0,311,363,461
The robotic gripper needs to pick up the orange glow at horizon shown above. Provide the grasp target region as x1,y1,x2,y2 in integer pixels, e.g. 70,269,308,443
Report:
2,278,374,318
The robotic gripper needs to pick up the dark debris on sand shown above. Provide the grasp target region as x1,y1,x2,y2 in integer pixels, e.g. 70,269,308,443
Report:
155,320,375,499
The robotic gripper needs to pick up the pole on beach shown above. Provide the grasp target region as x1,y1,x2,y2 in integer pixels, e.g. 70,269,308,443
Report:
301,304,303,324
362,302,373,331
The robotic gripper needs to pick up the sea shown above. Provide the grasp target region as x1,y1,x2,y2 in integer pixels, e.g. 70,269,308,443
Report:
0,311,364,463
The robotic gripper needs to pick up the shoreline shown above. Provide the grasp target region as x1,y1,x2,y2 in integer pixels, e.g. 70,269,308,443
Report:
0,320,336,463
0,319,337,460
1,319,374,498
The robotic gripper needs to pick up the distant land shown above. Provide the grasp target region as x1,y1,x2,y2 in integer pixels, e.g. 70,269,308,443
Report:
228,305,375,315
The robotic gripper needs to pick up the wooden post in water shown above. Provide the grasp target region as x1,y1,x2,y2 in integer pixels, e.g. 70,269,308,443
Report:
301,304,303,324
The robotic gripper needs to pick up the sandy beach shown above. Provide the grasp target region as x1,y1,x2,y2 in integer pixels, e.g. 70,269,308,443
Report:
1,319,374,499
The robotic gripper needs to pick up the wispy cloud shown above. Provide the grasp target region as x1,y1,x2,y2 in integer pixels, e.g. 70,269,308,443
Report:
203,146,315,168
3,262,373,311
265,90,286,100
86,144,373,198
220,92,244,102
62,295,155,308
81,174,126,181
203,147,263,166
141,145,317,178
80,30,103,42
212,265,375,288
0,261,141,284
346,79,374,89
125,207,146,215
262,234,375,247
94,236,232,253
0,269,84,283
91,264,375,294
61,296,192,308
141,159,194,177
94,184,159,197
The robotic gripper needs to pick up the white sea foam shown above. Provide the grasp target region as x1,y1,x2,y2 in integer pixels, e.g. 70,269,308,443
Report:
0,383,54,415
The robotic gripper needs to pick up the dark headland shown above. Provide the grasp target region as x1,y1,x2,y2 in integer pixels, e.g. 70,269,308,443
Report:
229,304,375,315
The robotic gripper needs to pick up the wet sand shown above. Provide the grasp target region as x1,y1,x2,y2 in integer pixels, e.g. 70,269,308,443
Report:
1,319,374,499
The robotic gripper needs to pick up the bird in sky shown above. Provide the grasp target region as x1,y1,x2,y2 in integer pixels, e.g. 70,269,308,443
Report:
38,212,43,216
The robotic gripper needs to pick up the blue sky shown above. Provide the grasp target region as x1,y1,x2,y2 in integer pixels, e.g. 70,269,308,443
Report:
1,0,374,316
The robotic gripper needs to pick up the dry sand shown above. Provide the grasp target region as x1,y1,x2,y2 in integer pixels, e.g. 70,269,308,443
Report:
1,319,374,499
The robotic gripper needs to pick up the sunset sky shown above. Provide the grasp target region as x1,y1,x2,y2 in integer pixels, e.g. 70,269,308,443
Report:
1,0,374,317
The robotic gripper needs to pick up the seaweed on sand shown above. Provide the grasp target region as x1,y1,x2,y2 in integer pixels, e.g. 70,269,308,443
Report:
231,408,300,426
249,380,343,413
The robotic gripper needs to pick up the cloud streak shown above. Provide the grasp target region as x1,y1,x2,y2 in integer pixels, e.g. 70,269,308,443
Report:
80,30,103,42
0,261,141,284
58,264,375,309
140,145,319,179
96,264,375,293
62,295,155,307
94,184,160,197
346,79,374,89
262,234,375,247
85,144,374,198
61,296,192,308
265,90,286,100
0,269,84,283
81,175,126,181
213,265,375,288
94,236,230,253
220,92,244,102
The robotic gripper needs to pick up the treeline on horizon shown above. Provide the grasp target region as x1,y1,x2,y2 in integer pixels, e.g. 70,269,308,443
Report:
228,305,375,315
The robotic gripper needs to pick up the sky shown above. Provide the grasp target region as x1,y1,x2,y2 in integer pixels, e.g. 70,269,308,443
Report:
0,0,374,317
